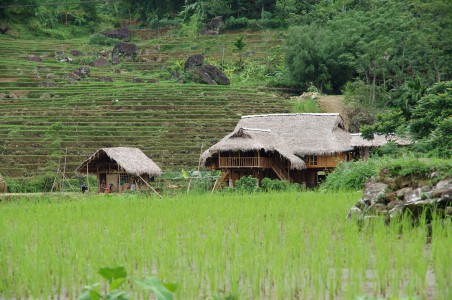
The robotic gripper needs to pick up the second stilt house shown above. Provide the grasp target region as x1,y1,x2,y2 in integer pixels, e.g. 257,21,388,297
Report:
75,147,162,193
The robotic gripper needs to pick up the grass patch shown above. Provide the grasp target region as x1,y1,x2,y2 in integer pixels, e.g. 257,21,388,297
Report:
0,191,450,299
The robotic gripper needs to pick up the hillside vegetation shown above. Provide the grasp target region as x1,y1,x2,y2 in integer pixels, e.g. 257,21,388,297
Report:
1,0,451,181
0,31,292,178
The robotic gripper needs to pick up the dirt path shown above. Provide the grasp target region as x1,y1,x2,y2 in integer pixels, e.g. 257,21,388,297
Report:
317,95,348,124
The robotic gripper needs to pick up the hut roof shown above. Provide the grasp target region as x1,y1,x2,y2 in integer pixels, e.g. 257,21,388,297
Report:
200,113,353,170
75,147,162,176
350,133,412,147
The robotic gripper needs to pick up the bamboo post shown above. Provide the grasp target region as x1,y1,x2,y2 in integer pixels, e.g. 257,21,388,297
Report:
137,175,162,199
61,147,68,191
86,163,89,192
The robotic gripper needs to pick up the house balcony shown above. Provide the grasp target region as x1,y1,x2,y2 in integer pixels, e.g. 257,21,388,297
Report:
219,157,270,168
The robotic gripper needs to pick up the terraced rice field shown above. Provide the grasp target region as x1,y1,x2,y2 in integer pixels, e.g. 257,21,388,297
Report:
0,30,291,178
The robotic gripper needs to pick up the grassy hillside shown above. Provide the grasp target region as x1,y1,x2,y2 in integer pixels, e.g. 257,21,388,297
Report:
0,30,291,178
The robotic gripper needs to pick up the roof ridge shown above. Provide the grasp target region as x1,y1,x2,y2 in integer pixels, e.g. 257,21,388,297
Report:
241,113,340,119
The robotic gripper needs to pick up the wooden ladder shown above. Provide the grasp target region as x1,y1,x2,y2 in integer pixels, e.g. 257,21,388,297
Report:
271,160,292,182
213,170,230,192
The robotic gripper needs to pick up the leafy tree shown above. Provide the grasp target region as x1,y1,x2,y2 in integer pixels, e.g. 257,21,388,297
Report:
233,35,246,69
361,110,406,140
409,81,452,143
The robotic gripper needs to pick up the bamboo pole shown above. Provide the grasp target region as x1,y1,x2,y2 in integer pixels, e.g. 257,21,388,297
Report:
137,175,162,199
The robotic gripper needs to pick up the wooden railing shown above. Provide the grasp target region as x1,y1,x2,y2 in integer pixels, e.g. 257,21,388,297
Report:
219,157,270,168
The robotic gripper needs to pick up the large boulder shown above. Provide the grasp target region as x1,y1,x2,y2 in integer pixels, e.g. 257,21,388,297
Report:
348,176,452,223
112,43,138,62
184,54,230,85
184,54,205,71
73,66,90,78
103,28,131,40
91,58,108,67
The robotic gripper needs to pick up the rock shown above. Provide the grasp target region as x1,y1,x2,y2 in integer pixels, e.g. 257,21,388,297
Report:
38,81,59,87
184,54,205,71
346,206,362,220
367,203,388,215
354,199,368,210
0,24,10,35
73,66,90,78
387,200,404,210
91,58,108,67
389,205,404,219
27,55,42,62
362,179,388,205
70,50,83,56
98,76,113,82
404,187,423,203
132,78,144,83
147,79,159,83
397,187,412,199
435,179,452,190
383,191,397,203
66,72,81,81
103,27,131,40
112,43,137,61
112,57,121,65
0,93,7,99
437,188,452,205
202,65,230,85
40,93,52,99
204,16,224,33
188,65,230,85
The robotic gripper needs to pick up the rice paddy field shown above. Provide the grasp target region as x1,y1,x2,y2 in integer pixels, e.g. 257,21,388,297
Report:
1,191,451,299
0,30,291,179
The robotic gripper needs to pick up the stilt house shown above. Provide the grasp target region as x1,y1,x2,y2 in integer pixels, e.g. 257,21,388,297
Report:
201,113,354,189
75,147,162,193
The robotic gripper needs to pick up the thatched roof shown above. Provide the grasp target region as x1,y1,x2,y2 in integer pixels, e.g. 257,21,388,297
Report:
201,113,353,170
75,147,162,176
350,133,412,147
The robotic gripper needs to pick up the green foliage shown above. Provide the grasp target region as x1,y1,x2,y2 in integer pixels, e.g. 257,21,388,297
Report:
260,178,292,191
409,81,452,157
361,110,406,140
233,35,246,69
234,175,258,193
88,33,120,46
321,158,388,191
79,266,176,300
291,99,321,113
178,12,201,38
383,157,452,180
136,277,177,300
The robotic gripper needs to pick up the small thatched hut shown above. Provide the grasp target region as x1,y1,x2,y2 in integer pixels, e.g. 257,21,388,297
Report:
75,147,161,193
0,173,7,193
350,133,412,159
201,113,353,188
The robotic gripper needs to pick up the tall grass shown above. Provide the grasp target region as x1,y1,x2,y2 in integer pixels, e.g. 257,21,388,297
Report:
0,191,450,299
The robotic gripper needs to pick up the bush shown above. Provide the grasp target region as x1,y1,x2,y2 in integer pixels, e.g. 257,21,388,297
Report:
234,175,258,193
384,157,452,180
321,158,387,191
88,33,120,46
260,178,291,191
223,17,250,30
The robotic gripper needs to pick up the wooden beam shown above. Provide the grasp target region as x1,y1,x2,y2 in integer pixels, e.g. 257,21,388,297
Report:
137,175,162,199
